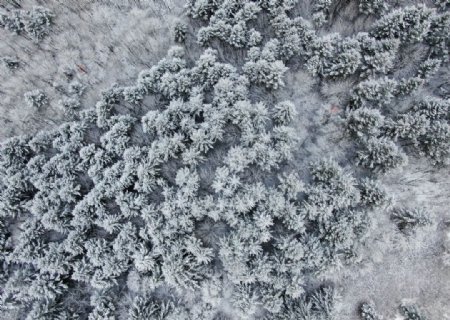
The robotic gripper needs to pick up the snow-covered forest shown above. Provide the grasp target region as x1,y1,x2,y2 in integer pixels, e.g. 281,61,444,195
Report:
0,0,449,319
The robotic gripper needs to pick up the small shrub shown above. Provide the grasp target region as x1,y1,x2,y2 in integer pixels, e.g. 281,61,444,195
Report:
399,304,427,320
1,56,20,69
391,208,432,234
359,302,382,320
24,89,48,109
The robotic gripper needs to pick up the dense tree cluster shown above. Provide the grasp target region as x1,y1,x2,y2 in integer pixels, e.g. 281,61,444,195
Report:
0,36,385,317
189,0,262,48
0,15,394,317
358,0,387,15
348,88,449,167
188,0,449,169
0,6,53,41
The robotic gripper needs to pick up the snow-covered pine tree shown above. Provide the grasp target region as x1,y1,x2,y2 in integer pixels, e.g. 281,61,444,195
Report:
357,137,407,173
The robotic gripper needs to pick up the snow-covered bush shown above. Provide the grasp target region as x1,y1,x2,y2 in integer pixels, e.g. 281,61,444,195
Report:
1,56,19,69
0,10,25,34
129,296,175,319
360,301,382,320
273,100,297,125
383,97,450,165
59,97,81,117
123,86,145,104
24,89,48,109
358,34,399,77
312,0,332,27
399,304,427,320
413,97,449,121
23,6,54,40
68,80,85,97
391,208,432,234
416,121,450,165
417,58,442,79
186,0,219,20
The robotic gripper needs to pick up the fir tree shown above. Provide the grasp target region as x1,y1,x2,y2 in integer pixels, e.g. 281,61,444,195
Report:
174,22,187,43
357,137,407,173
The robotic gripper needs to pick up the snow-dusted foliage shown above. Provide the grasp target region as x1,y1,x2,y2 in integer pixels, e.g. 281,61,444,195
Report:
399,304,427,320
174,22,187,43
347,70,449,167
243,41,289,89
1,56,20,69
371,5,434,43
391,207,432,235
0,6,53,41
359,0,387,15
24,89,48,109
189,1,262,48
0,35,375,317
0,0,449,319
359,302,382,320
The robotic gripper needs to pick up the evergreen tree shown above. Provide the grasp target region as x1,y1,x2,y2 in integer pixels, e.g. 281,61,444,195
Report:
174,22,187,43
357,137,407,173
347,107,384,138
350,77,398,109
359,178,388,208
